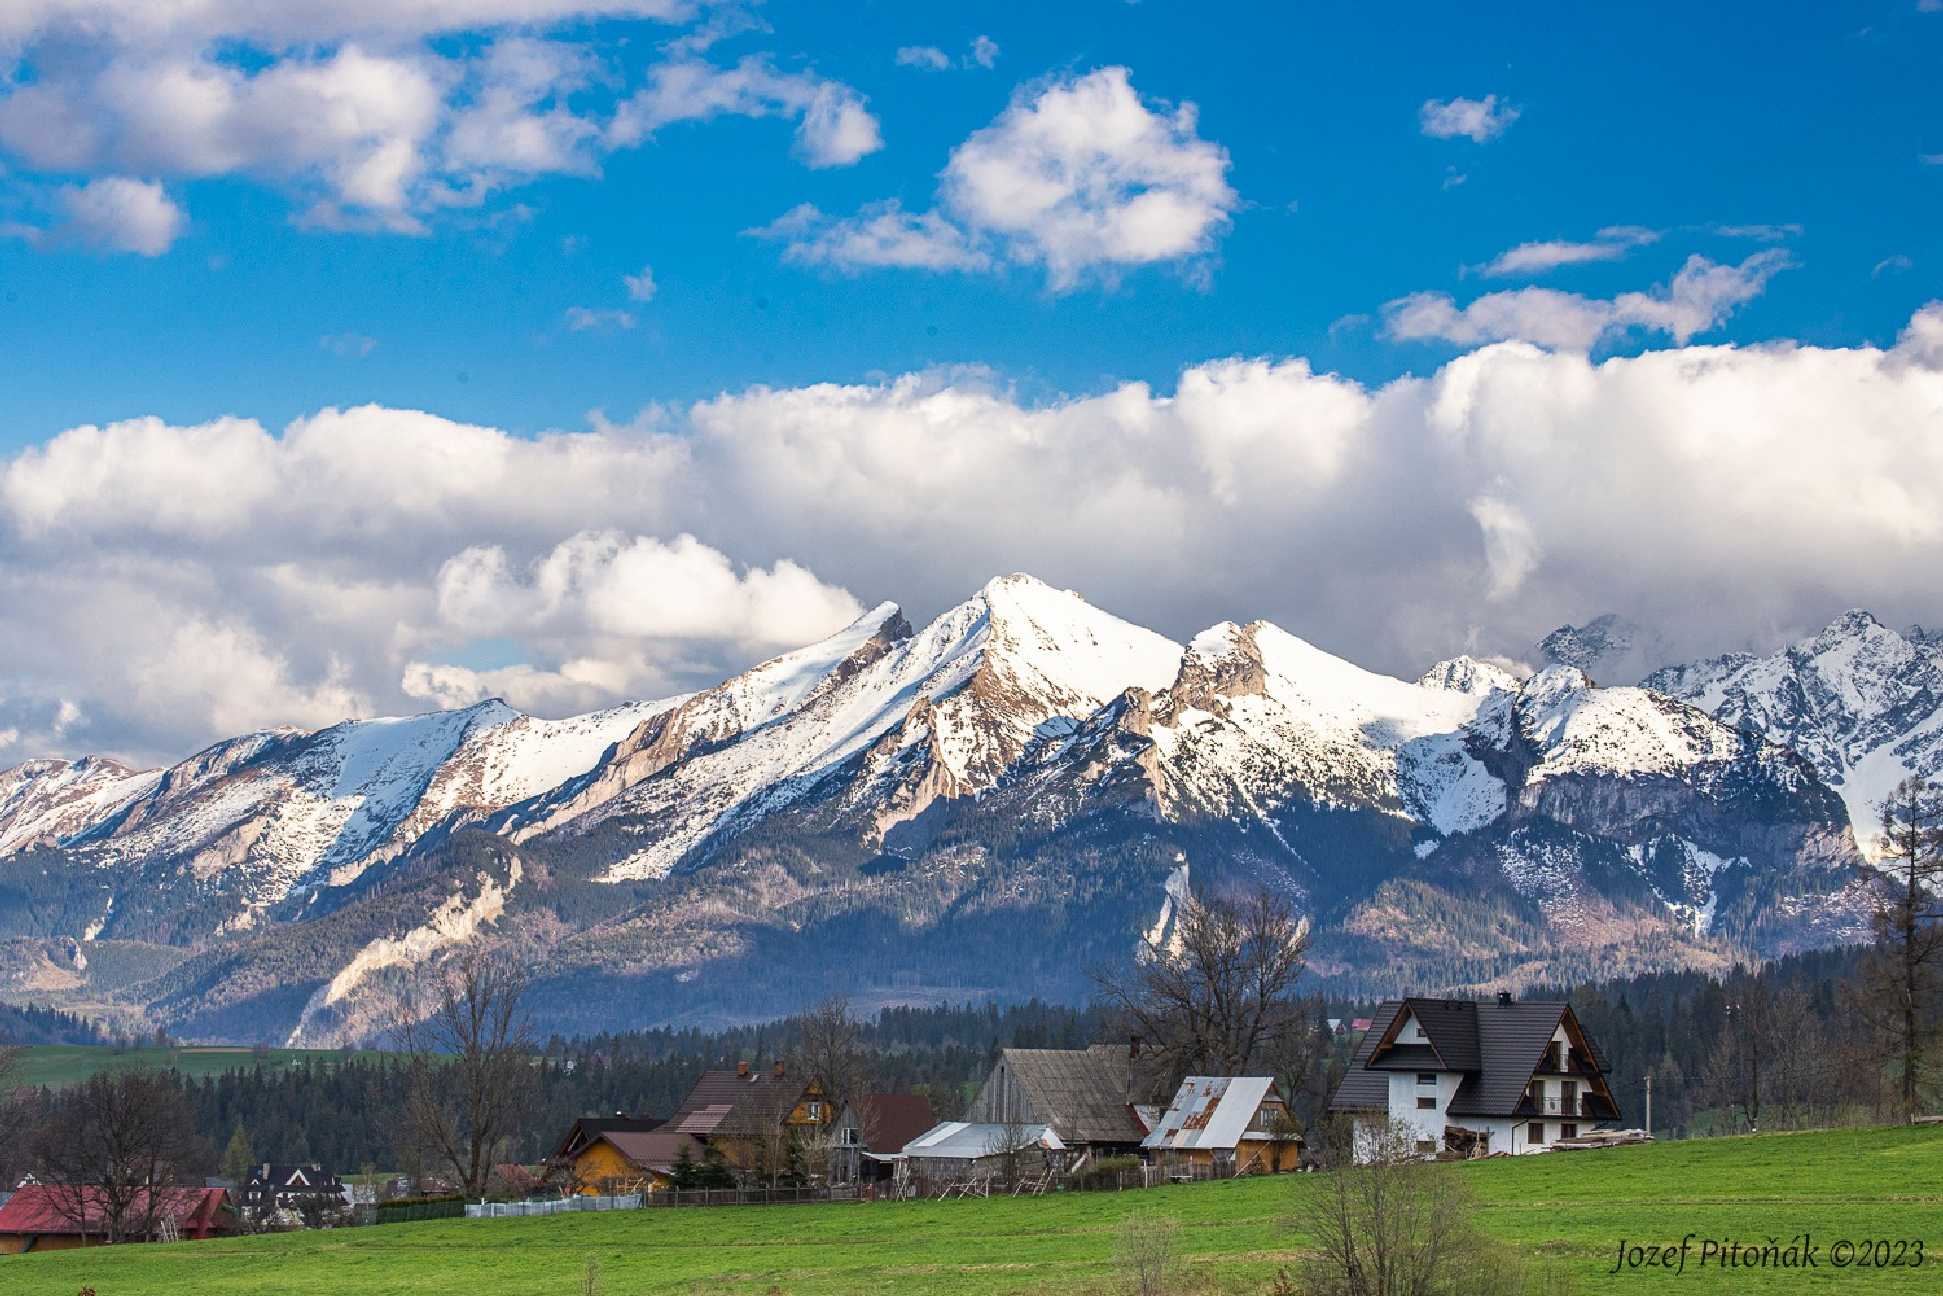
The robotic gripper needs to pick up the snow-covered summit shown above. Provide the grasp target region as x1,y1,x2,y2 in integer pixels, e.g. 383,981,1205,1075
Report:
1416,655,1523,696
1645,610,1943,850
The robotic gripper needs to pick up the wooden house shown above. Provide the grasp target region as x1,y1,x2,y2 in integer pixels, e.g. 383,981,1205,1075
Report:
1327,993,1621,1159
959,1045,1153,1164
829,1092,937,1183
0,1185,236,1252
550,1115,714,1195
1141,1076,1302,1176
237,1163,347,1219
667,1061,833,1181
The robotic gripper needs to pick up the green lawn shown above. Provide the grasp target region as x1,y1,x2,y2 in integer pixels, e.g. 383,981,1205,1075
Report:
9,1043,386,1089
3,1124,1939,1295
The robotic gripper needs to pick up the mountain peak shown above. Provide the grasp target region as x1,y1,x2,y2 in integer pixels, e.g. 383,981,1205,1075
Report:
1417,655,1522,696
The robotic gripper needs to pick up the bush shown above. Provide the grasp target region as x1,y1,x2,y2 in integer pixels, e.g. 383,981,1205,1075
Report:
1067,1155,1142,1188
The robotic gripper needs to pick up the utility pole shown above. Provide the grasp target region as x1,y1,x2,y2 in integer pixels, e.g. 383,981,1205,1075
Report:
1643,1072,1653,1138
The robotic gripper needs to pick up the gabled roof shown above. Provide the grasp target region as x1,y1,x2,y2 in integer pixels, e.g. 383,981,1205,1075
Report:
1141,1076,1279,1152
1328,997,1614,1120
669,1069,819,1138
851,1093,938,1155
0,1185,232,1237
595,1130,710,1176
553,1115,665,1160
974,1046,1148,1144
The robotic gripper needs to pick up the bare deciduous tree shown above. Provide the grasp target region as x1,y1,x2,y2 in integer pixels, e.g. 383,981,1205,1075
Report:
1300,1119,1565,1296
1113,1209,1183,1296
32,1067,204,1244
1094,885,1309,1085
1849,777,1943,1121
1700,975,1824,1132
390,946,537,1196
791,996,874,1182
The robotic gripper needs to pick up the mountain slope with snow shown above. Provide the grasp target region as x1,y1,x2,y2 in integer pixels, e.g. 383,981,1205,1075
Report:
1645,611,1943,850
0,577,1895,1043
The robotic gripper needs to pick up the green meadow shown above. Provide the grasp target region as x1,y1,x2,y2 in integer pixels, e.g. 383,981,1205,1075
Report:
2,1124,1937,1295
9,1043,385,1090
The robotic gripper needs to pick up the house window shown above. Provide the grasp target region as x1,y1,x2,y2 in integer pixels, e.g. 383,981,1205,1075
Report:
1416,1096,1435,1110
806,1102,823,1120
1560,1123,1578,1140
1417,1072,1436,1085
1531,1123,1546,1145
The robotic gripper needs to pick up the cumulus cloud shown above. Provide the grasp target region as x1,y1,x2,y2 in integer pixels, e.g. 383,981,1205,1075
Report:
0,8,879,236
1385,251,1791,351
969,36,1000,69
53,176,184,254
1474,225,1659,277
607,56,882,167
895,46,951,70
761,66,1235,291
7,310,1943,764
622,265,657,301
1419,94,1519,142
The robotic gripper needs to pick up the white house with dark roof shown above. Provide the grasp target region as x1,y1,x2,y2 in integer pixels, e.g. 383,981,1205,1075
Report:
1327,992,1620,1159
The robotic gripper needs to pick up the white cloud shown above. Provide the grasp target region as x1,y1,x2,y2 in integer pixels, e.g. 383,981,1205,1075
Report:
607,56,882,167
320,332,379,357
54,175,184,254
1712,222,1803,241
1419,94,1519,142
1385,251,1791,351
1475,225,1659,277
623,265,657,301
895,46,951,70
563,306,636,331
7,310,1943,762
969,35,1000,69
748,201,992,271
762,67,1235,291
1873,254,1913,278
0,11,879,237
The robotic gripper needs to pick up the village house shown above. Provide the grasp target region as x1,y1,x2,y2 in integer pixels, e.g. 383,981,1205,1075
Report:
237,1163,347,1220
899,1120,1065,1184
900,1043,1158,1182
667,1061,833,1182
551,1115,708,1195
0,1184,237,1252
1141,1076,1303,1176
1327,993,1621,1159
828,1092,936,1184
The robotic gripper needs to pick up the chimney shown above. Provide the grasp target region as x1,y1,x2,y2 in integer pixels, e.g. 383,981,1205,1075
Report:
1497,990,1513,1006
773,1061,786,1079
736,1060,750,1078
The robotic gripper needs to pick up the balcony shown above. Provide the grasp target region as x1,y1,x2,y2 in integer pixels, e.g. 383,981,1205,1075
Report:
1517,1092,1619,1120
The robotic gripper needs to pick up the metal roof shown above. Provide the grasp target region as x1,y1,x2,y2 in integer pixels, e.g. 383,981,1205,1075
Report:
901,1121,1064,1159
1141,1076,1277,1152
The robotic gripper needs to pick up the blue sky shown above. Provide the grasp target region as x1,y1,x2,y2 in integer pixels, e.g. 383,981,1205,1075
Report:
3,1,1938,447
2,1,1943,764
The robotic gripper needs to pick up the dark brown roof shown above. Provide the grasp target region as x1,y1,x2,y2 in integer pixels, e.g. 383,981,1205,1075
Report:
670,1069,818,1137
857,1093,937,1155
970,1046,1148,1145
599,1131,709,1175
553,1115,665,1160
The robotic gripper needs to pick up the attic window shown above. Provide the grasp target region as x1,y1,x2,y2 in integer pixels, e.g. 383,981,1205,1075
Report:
1417,1072,1436,1085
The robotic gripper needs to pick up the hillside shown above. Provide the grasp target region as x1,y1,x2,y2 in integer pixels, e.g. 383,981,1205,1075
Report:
0,1124,1937,1295
0,579,1909,1042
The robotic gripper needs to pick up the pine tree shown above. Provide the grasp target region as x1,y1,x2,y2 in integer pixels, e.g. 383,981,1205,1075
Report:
1852,777,1943,1120
221,1122,255,1184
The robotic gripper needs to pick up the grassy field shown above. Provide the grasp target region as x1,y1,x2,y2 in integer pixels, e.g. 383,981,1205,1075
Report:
8,1043,387,1089
2,1124,1938,1295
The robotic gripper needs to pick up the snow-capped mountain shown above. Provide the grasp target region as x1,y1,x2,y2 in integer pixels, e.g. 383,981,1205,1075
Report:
1645,610,1943,851
0,576,1892,1043
0,756,158,856
1537,613,1670,684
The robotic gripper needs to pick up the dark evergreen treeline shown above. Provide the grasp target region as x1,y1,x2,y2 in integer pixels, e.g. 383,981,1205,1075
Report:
0,1001,110,1046
4,946,1881,1173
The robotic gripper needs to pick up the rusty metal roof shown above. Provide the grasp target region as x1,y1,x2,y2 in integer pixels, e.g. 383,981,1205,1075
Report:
1140,1076,1278,1151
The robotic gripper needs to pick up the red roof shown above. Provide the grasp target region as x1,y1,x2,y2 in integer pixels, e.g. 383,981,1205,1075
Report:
859,1093,937,1155
0,1184,234,1239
